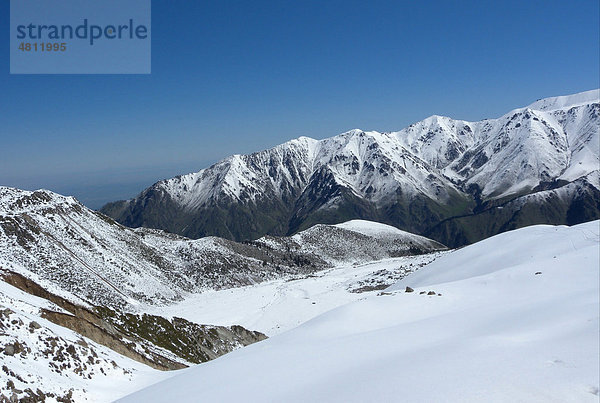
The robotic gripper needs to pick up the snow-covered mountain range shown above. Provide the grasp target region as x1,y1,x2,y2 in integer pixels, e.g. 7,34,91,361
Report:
101,90,600,247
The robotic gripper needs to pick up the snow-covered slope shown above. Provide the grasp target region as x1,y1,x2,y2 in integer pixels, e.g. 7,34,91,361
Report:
120,221,600,402
0,257,273,401
257,219,446,267
101,89,600,245
335,219,430,237
528,89,600,111
0,277,166,402
443,90,599,198
0,187,442,311
0,187,445,400
0,187,315,309
149,253,444,337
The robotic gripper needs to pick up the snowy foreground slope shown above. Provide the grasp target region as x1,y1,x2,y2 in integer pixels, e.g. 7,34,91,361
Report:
121,221,600,402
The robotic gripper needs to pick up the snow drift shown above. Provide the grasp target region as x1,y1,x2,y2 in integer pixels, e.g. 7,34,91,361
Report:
120,221,600,402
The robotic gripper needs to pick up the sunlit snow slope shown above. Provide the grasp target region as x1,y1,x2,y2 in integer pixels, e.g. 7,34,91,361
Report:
120,221,600,403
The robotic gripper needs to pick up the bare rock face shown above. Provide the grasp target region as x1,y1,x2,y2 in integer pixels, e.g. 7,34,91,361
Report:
3,343,15,356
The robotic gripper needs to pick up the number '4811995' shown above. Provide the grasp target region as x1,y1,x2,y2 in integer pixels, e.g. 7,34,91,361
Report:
18,43,67,52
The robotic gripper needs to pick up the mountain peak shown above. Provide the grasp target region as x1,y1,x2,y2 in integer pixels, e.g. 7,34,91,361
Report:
527,89,599,112
342,128,366,136
0,186,79,216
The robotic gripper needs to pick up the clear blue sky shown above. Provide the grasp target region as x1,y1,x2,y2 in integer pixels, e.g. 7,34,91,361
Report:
1,0,598,208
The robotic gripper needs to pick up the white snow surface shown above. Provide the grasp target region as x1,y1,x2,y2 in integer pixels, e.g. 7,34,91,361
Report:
149,254,442,337
528,89,600,111
334,219,422,237
120,221,600,402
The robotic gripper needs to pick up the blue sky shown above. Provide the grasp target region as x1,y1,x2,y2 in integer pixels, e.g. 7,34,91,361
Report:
1,0,598,208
